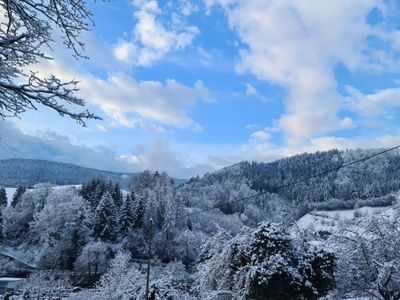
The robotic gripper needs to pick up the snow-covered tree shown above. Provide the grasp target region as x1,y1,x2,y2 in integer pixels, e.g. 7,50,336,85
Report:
94,192,118,242
3,186,48,241
0,208,3,242
194,229,233,298
30,191,93,269
131,171,154,193
0,0,99,124
333,210,400,300
21,271,72,299
148,261,195,300
11,185,26,207
74,241,112,284
175,229,202,265
143,188,159,229
111,182,123,208
119,194,134,235
131,192,145,228
94,251,145,300
0,187,7,207
195,222,334,300
154,194,178,261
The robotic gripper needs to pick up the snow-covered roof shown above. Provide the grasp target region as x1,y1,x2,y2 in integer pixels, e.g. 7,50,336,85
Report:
0,278,25,282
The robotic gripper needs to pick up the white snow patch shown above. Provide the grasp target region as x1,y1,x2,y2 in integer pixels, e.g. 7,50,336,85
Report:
52,184,81,190
296,206,393,232
5,188,16,205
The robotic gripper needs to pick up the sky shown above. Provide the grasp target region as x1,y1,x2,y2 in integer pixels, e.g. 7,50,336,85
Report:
2,0,400,178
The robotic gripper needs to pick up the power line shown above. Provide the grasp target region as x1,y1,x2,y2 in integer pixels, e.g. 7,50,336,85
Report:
182,145,400,219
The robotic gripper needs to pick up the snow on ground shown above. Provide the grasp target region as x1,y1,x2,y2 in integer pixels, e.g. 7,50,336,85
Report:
296,206,393,232
295,206,393,233
5,188,16,205
52,184,81,190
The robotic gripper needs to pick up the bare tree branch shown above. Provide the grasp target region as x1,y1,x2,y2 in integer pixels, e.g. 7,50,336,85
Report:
0,0,101,126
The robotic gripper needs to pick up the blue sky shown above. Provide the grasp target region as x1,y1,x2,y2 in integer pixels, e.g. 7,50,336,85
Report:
2,0,400,178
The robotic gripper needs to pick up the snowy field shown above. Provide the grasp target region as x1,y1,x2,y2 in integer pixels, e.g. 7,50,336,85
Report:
296,205,393,233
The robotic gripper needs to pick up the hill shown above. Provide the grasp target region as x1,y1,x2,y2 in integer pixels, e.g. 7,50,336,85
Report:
0,159,136,188
179,148,400,218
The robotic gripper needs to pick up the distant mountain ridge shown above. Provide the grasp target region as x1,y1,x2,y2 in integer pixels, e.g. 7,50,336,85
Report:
0,159,137,188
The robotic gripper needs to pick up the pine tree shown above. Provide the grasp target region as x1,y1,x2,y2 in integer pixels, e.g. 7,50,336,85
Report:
0,187,7,207
143,189,158,229
157,195,178,261
233,222,334,300
131,193,144,228
94,192,118,242
11,186,26,208
174,191,185,229
119,194,134,235
81,178,114,210
131,171,154,193
0,208,3,241
91,182,107,209
80,178,97,201
246,222,298,299
111,183,123,208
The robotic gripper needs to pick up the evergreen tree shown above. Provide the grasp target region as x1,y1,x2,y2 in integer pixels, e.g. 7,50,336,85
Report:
111,183,123,208
131,193,144,228
94,192,118,242
131,171,154,193
143,189,158,229
91,181,107,209
197,222,334,300
80,178,98,201
0,208,3,241
119,194,134,235
245,222,334,300
0,187,7,207
298,249,335,299
174,191,185,229
156,195,178,261
11,186,26,208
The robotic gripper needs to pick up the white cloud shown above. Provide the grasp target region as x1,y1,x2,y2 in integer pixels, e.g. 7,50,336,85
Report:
181,1,198,16
0,122,130,172
206,0,400,146
245,83,267,101
118,139,215,178
245,83,257,96
114,41,136,63
245,124,260,130
240,132,400,164
339,117,356,129
80,74,212,130
96,124,108,132
114,0,199,66
346,85,400,117
0,122,216,178
32,53,212,131
250,130,270,141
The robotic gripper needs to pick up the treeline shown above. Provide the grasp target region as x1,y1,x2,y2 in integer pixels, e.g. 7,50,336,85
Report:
181,149,400,219
0,172,202,286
